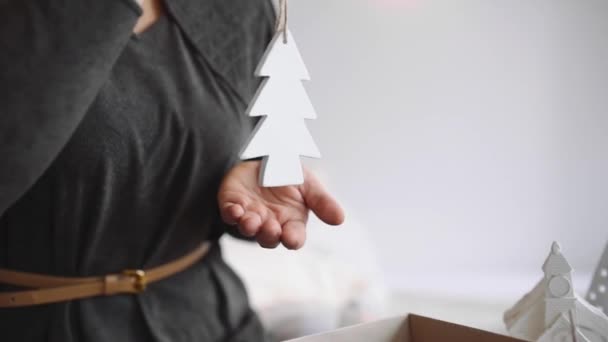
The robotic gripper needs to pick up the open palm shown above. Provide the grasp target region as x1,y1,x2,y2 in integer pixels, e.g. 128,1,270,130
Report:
218,160,344,249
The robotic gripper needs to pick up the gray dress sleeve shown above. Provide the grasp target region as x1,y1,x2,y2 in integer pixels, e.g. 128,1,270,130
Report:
0,0,142,215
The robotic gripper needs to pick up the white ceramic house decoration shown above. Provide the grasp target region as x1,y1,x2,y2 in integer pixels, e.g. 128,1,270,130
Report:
504,242,608,342
240,27,321,187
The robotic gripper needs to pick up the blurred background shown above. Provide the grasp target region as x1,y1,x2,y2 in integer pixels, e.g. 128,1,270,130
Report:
223,0,608,339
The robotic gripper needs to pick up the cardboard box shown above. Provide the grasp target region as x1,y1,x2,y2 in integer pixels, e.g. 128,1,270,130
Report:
287,314,526,342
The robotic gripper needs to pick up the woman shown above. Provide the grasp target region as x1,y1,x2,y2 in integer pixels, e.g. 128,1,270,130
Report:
0,0,345,341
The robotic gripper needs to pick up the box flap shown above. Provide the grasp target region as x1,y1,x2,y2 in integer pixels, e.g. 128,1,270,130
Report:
286,316,410,342
408,314,524,342
286,314,526,342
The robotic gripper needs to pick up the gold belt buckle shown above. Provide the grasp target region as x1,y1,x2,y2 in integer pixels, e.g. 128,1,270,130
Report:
122,269,147,293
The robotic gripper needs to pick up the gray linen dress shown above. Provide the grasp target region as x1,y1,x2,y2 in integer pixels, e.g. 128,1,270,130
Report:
0,0,275,341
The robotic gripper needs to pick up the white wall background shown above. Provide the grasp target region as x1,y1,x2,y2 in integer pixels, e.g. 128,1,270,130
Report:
286,0,608,298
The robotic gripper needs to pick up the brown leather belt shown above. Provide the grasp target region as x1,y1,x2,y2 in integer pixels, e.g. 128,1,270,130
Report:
0,242,211,308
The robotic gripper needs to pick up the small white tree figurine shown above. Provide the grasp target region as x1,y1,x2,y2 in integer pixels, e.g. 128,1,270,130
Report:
240,3,320,187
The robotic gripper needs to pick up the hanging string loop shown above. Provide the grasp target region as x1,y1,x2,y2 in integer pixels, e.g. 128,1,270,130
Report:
275,0,288,43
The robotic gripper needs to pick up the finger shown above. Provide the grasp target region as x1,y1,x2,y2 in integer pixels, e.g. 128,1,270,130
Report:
281,220,307,250
302,173,345,226
220,202,245,225
238,212,263,237
237,202,268,236
256,219,282,249
245,202,270,223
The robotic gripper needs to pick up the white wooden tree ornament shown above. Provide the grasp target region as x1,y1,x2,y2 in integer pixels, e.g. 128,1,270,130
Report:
240,6,320,187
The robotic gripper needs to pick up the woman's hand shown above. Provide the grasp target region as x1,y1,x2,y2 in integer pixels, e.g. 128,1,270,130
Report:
218,160,345,249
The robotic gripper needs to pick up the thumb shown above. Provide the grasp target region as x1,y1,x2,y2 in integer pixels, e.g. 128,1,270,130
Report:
301,169,345,226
